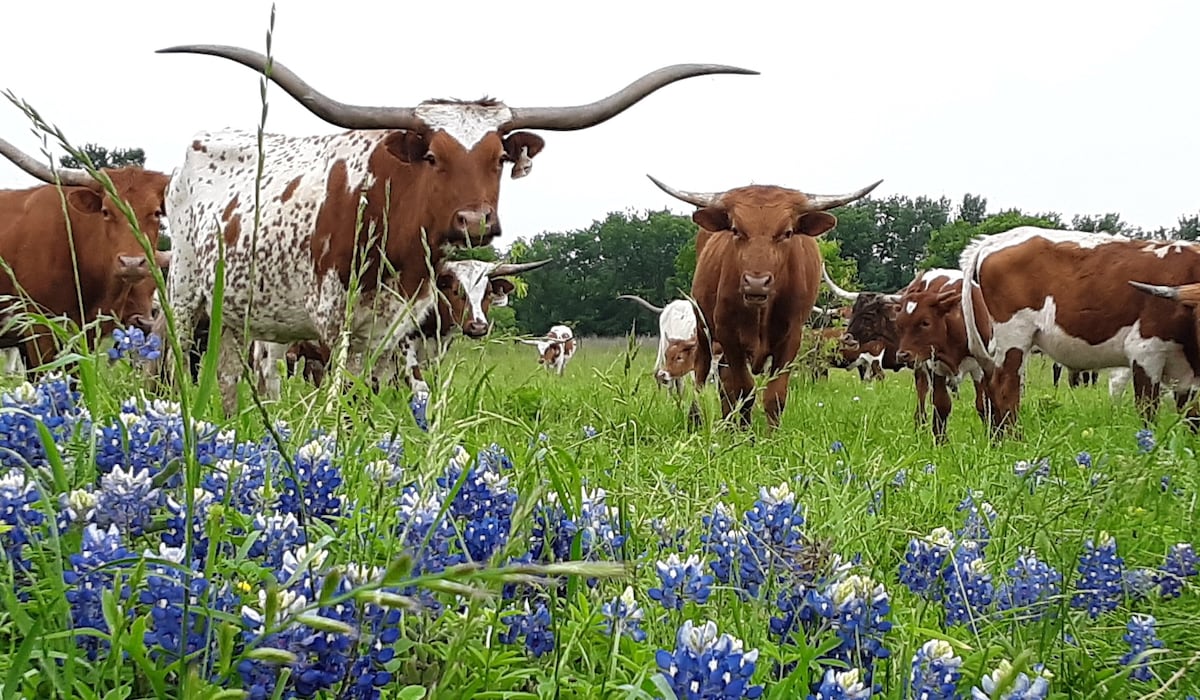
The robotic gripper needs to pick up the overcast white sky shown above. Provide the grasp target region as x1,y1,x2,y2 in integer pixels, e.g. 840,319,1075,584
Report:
1,0,1197,247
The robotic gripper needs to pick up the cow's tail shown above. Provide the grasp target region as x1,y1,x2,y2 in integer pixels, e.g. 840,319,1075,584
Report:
959,236,996,373
821,263,860,301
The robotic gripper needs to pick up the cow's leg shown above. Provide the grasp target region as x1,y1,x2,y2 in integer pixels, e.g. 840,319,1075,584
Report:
762,369,791,429
717,354,754,428
1131,362,1162,425
913,365,930,428
987,348,1027,440
1173,387,1200,433
215,329,248,417
689,342,713,428
931,372,952,444
856,364,866,381
1052,363,1063,388
972,375,991,426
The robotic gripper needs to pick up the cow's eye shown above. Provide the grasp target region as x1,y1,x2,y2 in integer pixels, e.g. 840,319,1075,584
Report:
424,152,437,166
782,229,794,239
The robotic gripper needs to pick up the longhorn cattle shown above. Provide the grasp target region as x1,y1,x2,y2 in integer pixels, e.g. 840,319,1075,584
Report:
961,227,1200,435
820,264,909,381
155,44,755,413
893,268,992,443
648,175,882,427
0,137,170,371
618,294,708,392
521,325,576,375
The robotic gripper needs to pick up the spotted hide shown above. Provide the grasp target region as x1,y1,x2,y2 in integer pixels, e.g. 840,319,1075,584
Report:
520,325,576,376
156,44,755,412
961,226,1200,436
648,175,882,427
0,137,170,372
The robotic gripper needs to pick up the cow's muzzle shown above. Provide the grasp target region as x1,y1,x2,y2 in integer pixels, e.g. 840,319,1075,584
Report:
654,369,672,385
454,206,501,243
128,314,154,334
741,273,773,305
462,319,490,339
896,349,913,363
840,332,859,351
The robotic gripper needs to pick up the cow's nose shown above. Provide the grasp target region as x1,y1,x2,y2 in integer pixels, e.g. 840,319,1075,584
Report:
463,320,490,338
896,350,912,363
655,369,671,384
741,273,773,300
455,206,496,237
841,332,858,349
128,314,153,334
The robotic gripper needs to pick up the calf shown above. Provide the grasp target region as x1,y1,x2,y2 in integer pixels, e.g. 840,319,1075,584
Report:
648,174,881,427
894,268,993,443
618,294,711,393
521,325,576,375
961,227,1200,435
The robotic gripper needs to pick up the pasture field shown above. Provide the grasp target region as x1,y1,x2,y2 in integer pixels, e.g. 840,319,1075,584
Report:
1,332,1197,699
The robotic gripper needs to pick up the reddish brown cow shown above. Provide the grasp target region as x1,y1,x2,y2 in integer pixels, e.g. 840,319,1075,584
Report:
648,175,881,427
0,137,170,370
961,227,1200,436
893,268,993,443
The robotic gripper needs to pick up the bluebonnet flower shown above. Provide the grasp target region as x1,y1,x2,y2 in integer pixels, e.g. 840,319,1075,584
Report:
1120,614,1163,682
247,513,307,578
924,462,937,474
138,544,216,663
63,524,135,660
649,553,714,611
438,446,518,563
741,482,806,590
971,659,1050,699
891,469,908,488
92,465,161,536
808,668,872,699
108,327,162,363
0,470,45,572
908,639,963,700
1075,452,1092,468
1071,532,1124,618
830,441,845,453
1121,567,1158,600
279,439,344,524
956,493,997,549
943,542,993,630
655,620,763,699
996,550,1061,622
499,599,555,657
531,487,625,572
1136,429,1155,453
1159,543,1197,598
701,502,753,592
410,392,428,431
601,585,647,642
649,517,687,554
582,424,597,439
900,527,954,601
0,376,86,470
814,574,893,681
57,487,98,531
396,485,460,576
1013,459,1049,492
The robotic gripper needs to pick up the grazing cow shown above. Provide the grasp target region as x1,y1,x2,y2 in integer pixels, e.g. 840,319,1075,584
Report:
618,294,708,392
1051,363,1098,388
648,175,882,427
0,138,171,370
893,268,992,443
155,44,756,413
521,325,576,375
961,226,1200,435
819,264,910,382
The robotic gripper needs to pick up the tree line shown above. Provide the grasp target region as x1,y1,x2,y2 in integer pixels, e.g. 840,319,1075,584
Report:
69,144,1200,337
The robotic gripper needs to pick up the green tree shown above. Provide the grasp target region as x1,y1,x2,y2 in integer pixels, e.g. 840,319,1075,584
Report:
60,143,146,170
922,209,1064,269
957,193,988,226
1070,212,1140,237
828,194,952,291
1172,213,1200,241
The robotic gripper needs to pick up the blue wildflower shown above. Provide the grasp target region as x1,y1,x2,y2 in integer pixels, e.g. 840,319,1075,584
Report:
108,327,162,363
1120,614,1163,683
908,639,963,700
1159,543,1197,598
996,550,1061,622
830,441,845,453
971,659,1050,699
655,620,763,700
1075,452,1092,468
900,526,954,601
1071,532,1123,618
1136,429,1155,453
943,542,993,630
815,574,893,682
0,470,45,572
62,524,135,660
601,586,647,642
92,465,162,536
808,668,872,699
648,553,714,611
499,599,555,658
279,439,343,524
410,392,428,431
582,424,597,439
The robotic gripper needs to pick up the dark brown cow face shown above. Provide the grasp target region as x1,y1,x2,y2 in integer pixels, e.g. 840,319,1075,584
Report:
383,128,544,248
692,188,838,307
106,249,172,333
658,338,698,383
896,285,961,366
844,293,900,351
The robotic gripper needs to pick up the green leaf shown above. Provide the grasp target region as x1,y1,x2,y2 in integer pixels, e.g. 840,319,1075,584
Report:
396,687,427,700
3,619,41,700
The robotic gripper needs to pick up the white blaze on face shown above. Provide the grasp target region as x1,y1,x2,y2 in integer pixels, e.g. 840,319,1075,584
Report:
904,300,918,315
442,259,497,327
413,103,515,150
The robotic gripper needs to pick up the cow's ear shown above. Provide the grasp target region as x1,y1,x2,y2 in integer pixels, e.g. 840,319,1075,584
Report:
383,130,430,164
693,207,729,233
490,278,515,307
503,132,545,180
936,288,962,311
796,211,837,238
1176,282,1200,308
884,302,899,322
67,188,103,214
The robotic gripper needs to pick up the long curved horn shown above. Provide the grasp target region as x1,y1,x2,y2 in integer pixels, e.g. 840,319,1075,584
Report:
1129,280,1180,299
156,45,423,131
881,293,902,303
506,64,758,132
646,174,721,208
0,137,93,187
490,259,552,277
617,294,664,314
821,264,860,302
802,179,884,211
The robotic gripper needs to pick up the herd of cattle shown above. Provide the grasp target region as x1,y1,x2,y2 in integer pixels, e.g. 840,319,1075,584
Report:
2,43,1199,443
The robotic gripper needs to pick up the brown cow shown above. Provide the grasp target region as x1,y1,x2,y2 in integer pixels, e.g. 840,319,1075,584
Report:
648,175,882,427
0,137,170,370
961,227,1200,435
157,44,756,414
893,268,993,443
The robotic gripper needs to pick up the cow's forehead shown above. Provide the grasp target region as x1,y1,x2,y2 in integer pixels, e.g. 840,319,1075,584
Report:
414,102,514,150
444,259,494,292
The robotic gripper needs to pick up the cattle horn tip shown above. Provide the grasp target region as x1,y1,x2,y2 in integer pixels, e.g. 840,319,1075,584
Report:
1128,280,1179,299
